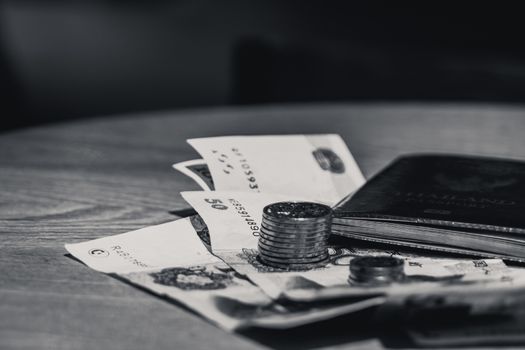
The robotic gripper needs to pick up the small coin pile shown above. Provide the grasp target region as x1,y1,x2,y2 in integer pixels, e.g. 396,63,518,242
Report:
258,201,333,271
348,256,405,285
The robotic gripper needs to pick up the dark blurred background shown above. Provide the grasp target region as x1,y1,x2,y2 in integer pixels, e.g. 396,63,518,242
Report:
2,1,525,131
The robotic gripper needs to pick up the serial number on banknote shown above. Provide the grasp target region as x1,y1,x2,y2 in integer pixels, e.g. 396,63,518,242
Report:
212,148,260,192
203,198,261,237
229,198,261,237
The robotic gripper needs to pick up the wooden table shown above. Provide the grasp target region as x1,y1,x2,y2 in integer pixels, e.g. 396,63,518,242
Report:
2,103,525,350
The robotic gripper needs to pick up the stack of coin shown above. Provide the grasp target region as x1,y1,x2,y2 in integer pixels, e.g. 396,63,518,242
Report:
258,201,333,271
348,256,405,285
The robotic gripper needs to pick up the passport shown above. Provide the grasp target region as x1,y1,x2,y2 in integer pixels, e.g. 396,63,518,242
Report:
332,154,525,261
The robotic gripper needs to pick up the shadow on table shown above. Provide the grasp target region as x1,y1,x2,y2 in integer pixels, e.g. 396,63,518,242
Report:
66,253,408,349
238,309,410,350
65,253,204,318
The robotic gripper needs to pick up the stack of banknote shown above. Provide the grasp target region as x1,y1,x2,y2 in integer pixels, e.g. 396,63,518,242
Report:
65,134,525,345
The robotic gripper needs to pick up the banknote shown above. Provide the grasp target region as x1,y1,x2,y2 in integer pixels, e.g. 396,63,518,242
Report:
182,190,525,301
186,134,365,205
65,218,384,331
172,159,214,191
284,259,525,303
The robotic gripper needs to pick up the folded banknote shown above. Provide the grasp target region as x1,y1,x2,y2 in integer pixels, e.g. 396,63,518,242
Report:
65,219,384,331
176,134,365,205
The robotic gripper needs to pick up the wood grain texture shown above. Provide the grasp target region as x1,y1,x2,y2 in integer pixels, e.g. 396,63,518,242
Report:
1,103,525,350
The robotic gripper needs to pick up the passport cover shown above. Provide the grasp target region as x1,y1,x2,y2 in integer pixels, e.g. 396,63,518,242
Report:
334,154,525,233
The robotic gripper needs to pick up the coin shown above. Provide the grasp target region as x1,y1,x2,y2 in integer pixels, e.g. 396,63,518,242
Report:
262,215,331,226
258,251,328,263
260,255,328,265
261,223,328,235
260,225,330,240
260,231,326,243
257,245,327,262
258,236,327,249
263,202,332,221
259,237,326,248
259,238,326,249
261,217,330,225
260,253,329,265
259,242,325,252
261,220,330,232
348,256,405,285
258,239,328,255
260,234,327,244
260,228,328,241
257,245,328,262
262,213,332,226
258,234,326,246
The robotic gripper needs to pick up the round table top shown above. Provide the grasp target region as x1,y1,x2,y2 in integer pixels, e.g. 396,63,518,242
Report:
2,103,525,350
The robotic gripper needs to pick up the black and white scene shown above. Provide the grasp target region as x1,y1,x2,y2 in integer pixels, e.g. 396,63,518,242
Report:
1,1,525,349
